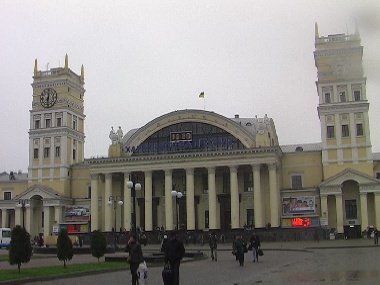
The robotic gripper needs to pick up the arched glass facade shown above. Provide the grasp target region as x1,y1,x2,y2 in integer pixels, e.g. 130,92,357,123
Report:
125,122,247,155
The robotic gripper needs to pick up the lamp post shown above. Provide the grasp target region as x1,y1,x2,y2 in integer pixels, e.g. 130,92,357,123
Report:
108,196,123,250
16,199,30,228
126,178,142,234
171,190,183,231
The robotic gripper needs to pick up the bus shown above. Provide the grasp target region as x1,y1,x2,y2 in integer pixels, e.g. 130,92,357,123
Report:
0,228,11,248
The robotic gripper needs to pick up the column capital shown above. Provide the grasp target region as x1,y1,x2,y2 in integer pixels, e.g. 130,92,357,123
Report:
90,173,100,180
268,163,278,171
207,167,215,174
164,169,172,176
186,168,194,175
123,172,131,178
105,173,112,180
251,164,260,172
144,171,152,178
229,165,238,172
359,192,368,197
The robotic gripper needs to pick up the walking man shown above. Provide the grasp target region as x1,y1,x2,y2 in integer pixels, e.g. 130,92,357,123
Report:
126,234,144,285
165,231,185,285
250,232,261,262
234,233,247,266
208,232,218,261
374,228,379,245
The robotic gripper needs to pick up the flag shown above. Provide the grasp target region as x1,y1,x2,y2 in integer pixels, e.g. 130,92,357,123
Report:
199,92,204,98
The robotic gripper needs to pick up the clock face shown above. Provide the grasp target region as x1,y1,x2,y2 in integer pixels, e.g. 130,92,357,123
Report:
40,88,57,108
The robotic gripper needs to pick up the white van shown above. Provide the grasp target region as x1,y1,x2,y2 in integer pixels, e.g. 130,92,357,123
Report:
0,228,11,248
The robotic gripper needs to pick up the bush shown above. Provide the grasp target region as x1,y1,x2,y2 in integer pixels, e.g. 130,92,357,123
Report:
57,228,74,268
90,230,107,262
8,226,33,273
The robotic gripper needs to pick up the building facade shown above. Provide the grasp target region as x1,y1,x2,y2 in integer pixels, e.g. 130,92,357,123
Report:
1,26,380,239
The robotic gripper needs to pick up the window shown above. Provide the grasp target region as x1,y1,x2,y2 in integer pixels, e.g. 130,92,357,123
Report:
201,174,208,194
73,149,76,160
34,148,39,159
45,119,51,128
356,124,363,136
205,210,209,229
223,173,230,194
73,115,77,130
327,126,335,138
339,91,346,102
342,124,349,137
55,146,61,158
354,90,361,101
376,172,380,180
324,92,331,103
44,147,50,158
56,117,62,127
345,199,357,219
244,173,253,192
35,120,40,129
3,191,12,200
291,175,302,189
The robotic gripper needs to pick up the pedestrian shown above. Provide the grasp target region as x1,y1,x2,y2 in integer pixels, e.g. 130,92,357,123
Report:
234,233,247,266
314,229,319,243
164,231,185,285
126,234,144,285
374,228,379,245
161,234,168,252
208,232,218,261
250,232,261,262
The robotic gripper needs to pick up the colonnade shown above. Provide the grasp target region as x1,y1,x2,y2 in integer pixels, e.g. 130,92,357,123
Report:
90,163,281,232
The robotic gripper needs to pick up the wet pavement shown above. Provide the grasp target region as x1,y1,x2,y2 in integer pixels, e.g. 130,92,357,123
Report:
1,238,380,284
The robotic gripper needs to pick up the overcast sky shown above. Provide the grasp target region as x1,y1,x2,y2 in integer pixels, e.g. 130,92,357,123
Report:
1,0,379,173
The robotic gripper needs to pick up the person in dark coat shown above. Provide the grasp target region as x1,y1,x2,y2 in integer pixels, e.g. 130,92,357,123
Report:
250,233,261,262
164,231,185,285
234,233,247,266
126,234,144,285
208,232,218,261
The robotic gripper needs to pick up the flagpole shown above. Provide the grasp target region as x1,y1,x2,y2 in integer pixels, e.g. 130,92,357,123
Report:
203,98,205,111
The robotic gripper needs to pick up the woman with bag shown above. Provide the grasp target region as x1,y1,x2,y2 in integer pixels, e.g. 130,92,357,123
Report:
250,233,261,262
126,235,144,285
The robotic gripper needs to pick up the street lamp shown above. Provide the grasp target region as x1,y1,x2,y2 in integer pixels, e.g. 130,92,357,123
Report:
108,196,123,250
126,178,142,234
16,199,30,228
171,190,183,231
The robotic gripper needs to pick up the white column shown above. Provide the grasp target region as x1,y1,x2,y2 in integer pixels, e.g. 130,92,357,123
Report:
335,194,344,234
25,207,32,234
104,173,112,231
360,192,368,230
15,207,22,227
320,195,328,219
90,174,99,231
186,168,195,230
124,172,132,231
145,171,153,232
1,209,8,227
43,206,51,236
374,193,380,230
54,206,63,225
230,166,239,229
252,164,263,228
208,167,217,230
164,170,174,230
269,164,279,227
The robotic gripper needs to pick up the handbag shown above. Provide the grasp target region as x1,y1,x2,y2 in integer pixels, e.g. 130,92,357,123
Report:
247,244,252,250
137,261,148,285
258,248,264,256
162,263,172,285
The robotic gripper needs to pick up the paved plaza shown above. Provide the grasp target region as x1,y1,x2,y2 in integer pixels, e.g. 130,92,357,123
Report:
2,238,380,284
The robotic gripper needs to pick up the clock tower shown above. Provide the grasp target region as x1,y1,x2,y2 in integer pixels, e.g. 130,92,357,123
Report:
314,23,373,179
28,54,85,196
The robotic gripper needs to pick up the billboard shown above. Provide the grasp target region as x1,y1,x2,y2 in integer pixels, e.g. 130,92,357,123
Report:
64,205,90,222
282,196,315,214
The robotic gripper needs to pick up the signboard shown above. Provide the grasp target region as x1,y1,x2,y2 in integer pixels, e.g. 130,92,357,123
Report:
59,223,89,234
64,205,90,222
292,217,311,227
282,196,315,214
320,218,328,227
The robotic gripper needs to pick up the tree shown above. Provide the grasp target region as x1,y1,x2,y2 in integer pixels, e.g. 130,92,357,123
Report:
90,230,107,262
8,225,33,273
57,228,74,268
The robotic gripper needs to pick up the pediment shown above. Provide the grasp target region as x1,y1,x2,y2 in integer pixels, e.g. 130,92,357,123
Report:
14,184,72,202
319,168,380,188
